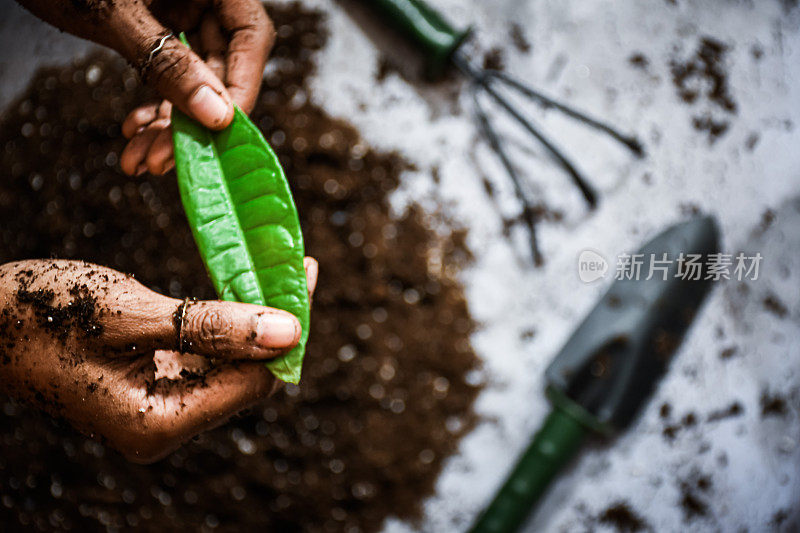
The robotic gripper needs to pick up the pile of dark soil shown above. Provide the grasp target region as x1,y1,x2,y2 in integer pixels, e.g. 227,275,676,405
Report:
0,3,480,531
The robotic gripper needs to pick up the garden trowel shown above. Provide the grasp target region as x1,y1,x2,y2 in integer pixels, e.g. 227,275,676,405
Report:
470,216,720,532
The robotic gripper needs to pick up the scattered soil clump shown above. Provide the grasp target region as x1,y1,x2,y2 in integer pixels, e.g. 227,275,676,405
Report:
509,23,531,54
597,501,650,532
678,472,713,522
760,390,788,417
763,293,789,318
670,37,737,143
671,37,736,111
482,47,506,71
628,53,649,70
706,402,743,422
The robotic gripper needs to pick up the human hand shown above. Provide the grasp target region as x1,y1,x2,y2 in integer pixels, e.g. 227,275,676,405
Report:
0,258,317,464
16,0,275,175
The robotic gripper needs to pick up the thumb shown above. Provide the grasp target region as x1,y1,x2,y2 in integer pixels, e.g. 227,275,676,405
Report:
142,36,235,130
176,300,301,359
110,11,234,130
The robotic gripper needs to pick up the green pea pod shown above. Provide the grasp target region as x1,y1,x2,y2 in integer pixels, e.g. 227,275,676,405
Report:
171,104,309,384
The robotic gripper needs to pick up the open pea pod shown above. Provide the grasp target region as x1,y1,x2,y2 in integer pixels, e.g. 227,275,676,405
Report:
171,104,310,384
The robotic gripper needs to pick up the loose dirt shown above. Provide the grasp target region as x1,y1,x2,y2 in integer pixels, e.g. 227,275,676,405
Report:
0,3,481,531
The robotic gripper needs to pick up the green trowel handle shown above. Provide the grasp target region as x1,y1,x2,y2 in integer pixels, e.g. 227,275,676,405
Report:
469,407,588,533
366,0,470,78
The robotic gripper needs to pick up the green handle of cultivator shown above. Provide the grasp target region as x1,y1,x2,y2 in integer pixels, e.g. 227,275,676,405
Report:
367,0,469,78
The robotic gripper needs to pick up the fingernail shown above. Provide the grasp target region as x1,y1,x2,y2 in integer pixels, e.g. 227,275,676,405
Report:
256,313,299,348
305,259,318,294
136,163,148,176
188,85,231,128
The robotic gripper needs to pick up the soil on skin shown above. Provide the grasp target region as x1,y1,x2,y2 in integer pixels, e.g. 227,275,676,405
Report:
0,3,481,531
13,271,104,341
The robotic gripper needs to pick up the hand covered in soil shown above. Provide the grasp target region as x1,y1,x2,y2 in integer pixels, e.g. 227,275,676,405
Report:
0,258,317,464
15,0,275,175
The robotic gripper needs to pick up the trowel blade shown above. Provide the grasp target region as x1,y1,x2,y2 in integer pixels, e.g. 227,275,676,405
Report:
546,216,720,432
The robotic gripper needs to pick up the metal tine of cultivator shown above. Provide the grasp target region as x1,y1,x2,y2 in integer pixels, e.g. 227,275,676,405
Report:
453,52,598,209
486,69,645,157
471,86,543,266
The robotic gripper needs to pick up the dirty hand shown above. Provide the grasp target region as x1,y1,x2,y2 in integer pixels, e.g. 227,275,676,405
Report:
0,258,317,463
15,0,275,175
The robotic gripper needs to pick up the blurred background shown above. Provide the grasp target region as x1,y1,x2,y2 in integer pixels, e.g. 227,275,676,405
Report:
0,0,799,531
